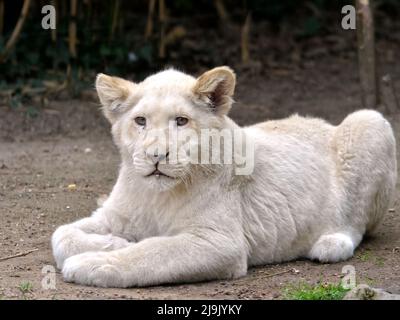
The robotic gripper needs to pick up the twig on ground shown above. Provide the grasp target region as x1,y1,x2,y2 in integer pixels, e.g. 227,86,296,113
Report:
0,248,38,262
233,268,298,284
259,268,299,279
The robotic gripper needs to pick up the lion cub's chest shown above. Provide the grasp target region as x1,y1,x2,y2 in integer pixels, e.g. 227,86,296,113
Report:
109,195,192,241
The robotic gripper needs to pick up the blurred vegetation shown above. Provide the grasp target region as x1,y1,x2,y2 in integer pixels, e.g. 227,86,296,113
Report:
0,0,398,113
284,282,350,300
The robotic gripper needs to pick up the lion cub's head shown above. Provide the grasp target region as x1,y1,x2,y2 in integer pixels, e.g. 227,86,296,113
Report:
96,67,236,191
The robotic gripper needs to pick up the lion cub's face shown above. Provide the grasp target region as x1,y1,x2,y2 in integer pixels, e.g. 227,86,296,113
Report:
96,67,236,191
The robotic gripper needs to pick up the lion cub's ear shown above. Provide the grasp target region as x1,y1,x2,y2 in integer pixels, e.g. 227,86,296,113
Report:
96,73,136,124
192,66,236,116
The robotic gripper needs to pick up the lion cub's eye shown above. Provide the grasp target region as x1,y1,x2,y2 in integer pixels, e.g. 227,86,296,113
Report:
134,116,146,126
175,117,189,126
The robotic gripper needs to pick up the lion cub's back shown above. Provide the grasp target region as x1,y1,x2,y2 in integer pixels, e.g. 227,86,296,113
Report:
252,114,335,144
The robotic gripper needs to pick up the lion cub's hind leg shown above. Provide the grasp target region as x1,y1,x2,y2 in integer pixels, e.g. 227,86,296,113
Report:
308,233,356,263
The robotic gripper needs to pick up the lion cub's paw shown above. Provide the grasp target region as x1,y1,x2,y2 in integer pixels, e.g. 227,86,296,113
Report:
308,233,355,263
62,252,126,288
102,234,130,250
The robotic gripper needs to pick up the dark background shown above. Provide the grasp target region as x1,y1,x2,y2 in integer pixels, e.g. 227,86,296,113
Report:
0,0,399,120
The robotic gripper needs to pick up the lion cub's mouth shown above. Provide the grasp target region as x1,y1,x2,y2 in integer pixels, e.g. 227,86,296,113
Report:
146,169,174,179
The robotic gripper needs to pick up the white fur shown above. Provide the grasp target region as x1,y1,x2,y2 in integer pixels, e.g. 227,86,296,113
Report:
52,67,397,287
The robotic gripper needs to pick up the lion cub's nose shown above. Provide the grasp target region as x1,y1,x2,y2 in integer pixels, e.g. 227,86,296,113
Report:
146,151,169,164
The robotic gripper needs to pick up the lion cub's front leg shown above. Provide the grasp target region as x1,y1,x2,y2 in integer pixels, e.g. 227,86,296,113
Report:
61,231,247,288
52,210,130,269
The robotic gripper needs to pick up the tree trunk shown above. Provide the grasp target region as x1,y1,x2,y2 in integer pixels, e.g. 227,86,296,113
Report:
356,0,379,109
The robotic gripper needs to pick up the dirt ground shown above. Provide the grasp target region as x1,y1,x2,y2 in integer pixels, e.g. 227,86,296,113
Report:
0,55,399,299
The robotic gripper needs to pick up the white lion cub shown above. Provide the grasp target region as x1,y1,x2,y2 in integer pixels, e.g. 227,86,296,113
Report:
52,66,397,287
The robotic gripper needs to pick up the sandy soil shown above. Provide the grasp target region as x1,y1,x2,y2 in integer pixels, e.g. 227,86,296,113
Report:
0,56,399,299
